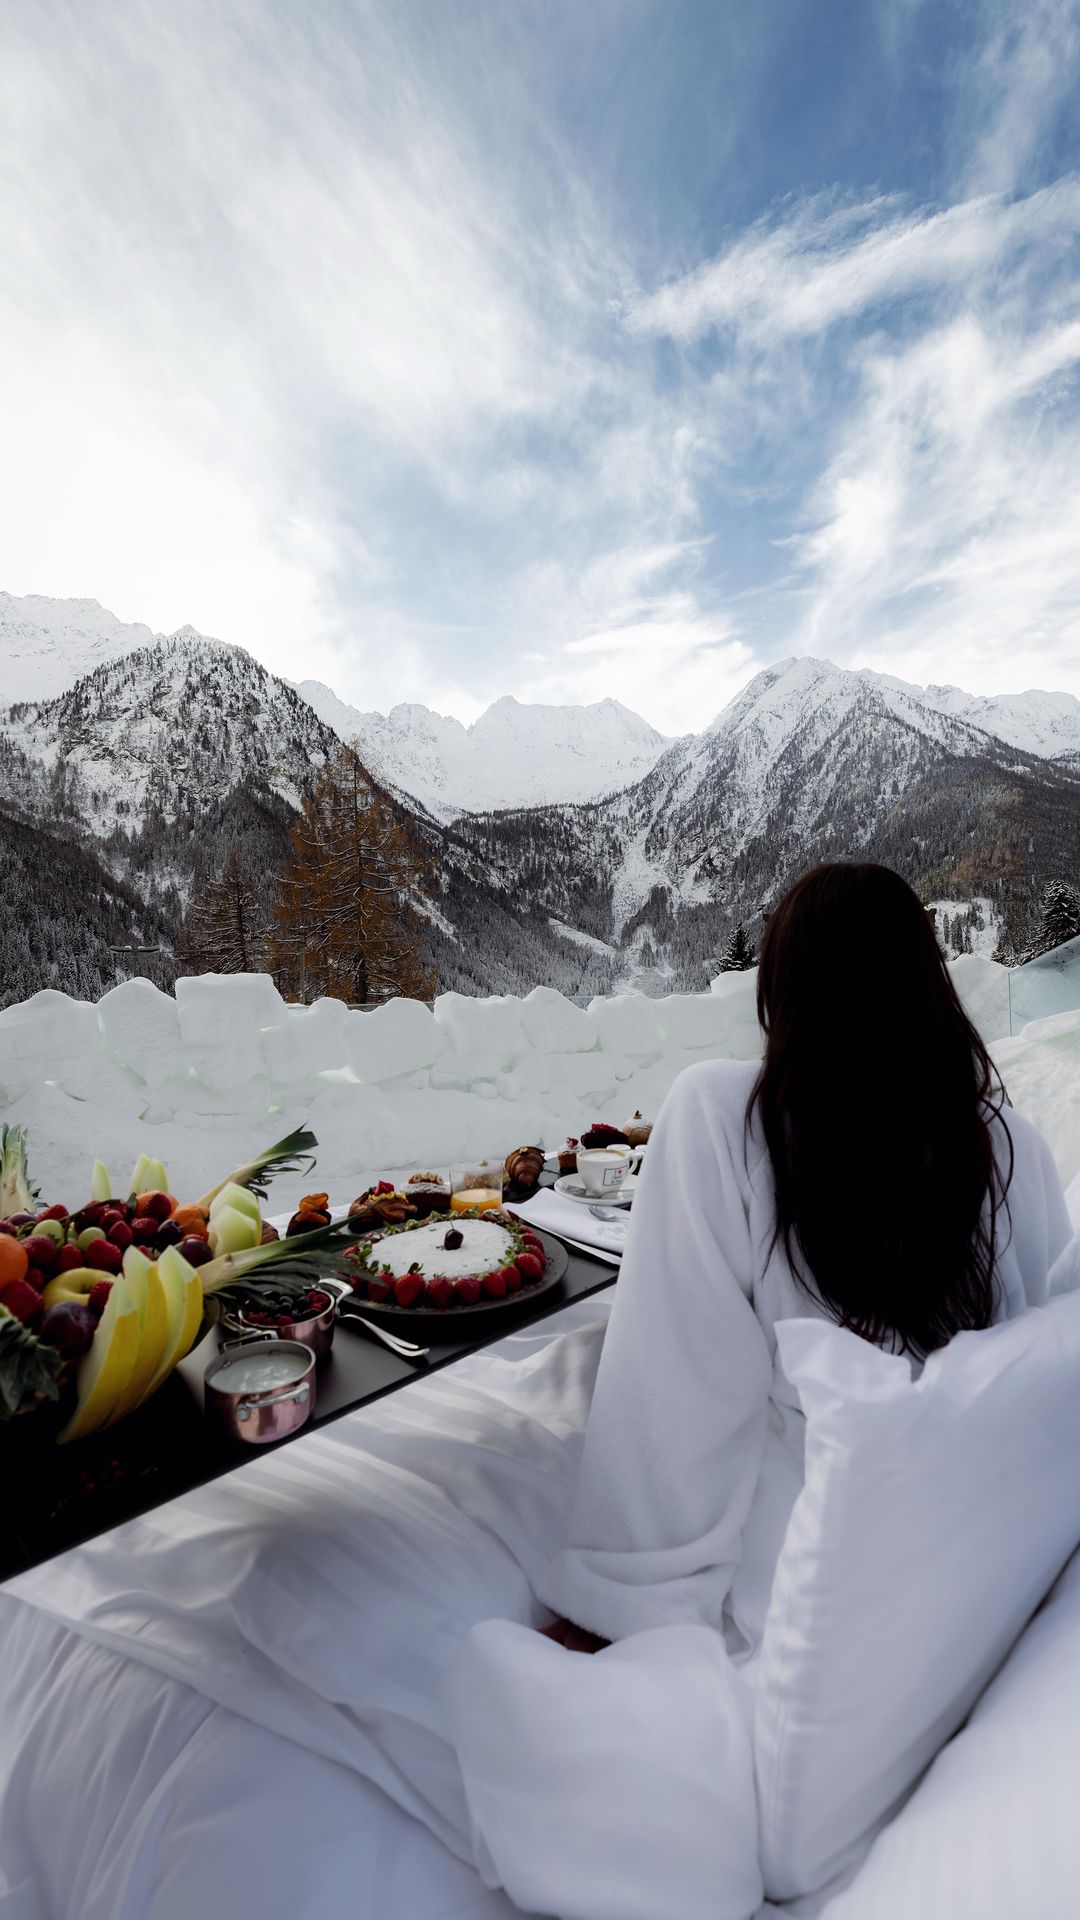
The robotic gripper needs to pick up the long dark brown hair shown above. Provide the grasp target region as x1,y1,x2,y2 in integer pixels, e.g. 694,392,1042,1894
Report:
750,863,1012,1360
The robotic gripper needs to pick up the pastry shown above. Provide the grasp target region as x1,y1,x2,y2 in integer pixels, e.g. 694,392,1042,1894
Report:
347,1183,417,1231
503,1145,545,1197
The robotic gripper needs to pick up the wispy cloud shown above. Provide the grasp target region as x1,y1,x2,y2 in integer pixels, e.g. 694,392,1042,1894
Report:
627,181,1080,348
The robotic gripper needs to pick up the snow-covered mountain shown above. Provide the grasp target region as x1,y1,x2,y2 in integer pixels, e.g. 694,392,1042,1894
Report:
295,681,673,815
0,592,232,705
6,589,1080,997
456,654,1080,976
0,635,335,840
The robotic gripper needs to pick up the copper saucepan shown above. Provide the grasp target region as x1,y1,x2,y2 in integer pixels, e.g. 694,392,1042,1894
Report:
204,1337,317,1444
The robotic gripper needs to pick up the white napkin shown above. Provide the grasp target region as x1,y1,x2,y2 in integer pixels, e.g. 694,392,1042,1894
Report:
510,1184,629,1256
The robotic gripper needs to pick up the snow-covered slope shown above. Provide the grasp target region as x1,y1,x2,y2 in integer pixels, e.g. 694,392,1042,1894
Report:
0,592,228,705
916,683,1080,761
0,636,338,837
295,682,673,816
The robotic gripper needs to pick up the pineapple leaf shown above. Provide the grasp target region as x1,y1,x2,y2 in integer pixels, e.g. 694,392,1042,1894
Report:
194,1127,319,1209
0,1310,63,1421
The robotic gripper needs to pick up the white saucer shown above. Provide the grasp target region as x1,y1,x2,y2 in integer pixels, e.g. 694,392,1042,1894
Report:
554,1173,640,1207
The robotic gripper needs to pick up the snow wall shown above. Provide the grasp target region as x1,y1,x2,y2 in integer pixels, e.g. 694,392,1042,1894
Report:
0,955,1074,1202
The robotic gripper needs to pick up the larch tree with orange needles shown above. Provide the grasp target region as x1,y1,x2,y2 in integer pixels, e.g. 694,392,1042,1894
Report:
268,746,434,1005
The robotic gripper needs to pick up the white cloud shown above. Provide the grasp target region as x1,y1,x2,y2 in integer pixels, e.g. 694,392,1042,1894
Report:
792,311,1080,688
962,0,1080,195
628,180,1080,349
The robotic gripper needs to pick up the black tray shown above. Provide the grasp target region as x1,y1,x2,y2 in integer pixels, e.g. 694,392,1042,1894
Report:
337,1226,568,1331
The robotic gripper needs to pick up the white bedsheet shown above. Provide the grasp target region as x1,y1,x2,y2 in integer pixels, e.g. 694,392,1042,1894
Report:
3,1305,613,1912
0,1593,520,1920
0,1296,920,1919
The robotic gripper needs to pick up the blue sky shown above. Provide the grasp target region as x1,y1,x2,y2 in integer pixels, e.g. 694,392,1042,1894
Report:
2,0,1080,730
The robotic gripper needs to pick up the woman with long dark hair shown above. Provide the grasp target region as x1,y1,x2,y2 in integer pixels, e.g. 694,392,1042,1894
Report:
541,862,1074,1650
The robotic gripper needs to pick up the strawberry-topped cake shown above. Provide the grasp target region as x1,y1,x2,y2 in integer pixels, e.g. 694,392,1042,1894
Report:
342,1209,549,1310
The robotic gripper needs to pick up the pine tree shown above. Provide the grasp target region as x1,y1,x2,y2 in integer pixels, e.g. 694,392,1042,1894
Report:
718,922,756,971
178,845,267,974
268,746,434,1004
1023,880,1080,961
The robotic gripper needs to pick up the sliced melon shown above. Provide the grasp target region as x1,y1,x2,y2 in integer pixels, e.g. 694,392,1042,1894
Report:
57,1276,140,1444
208,1204,261,1255
140,1246,204,1403
208,1181,262,1227
106,1256,169,1424
90,1159,112,1203
128,1153,169,1198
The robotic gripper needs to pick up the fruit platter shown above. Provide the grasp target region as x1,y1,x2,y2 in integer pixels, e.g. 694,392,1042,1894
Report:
0,1123,368,1445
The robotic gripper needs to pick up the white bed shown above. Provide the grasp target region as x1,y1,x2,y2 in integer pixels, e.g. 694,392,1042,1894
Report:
6,1291,1080,1920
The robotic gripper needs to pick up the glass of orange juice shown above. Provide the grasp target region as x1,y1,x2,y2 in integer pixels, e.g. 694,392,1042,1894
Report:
450,1160,505,1214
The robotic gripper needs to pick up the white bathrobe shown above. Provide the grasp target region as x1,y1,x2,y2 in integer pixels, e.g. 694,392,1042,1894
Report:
540,1058,1074,1651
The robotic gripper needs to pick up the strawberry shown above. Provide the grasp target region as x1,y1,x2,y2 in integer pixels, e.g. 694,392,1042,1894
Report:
366,1274,391,1302
394,1272,426,1308
453,1276,482,1305
3,1279,43,1323
503,1264,522,1293
515,1252,544,1284
522,1231,546,1260
37,1203,69,1222
426,1276,453,1309
481,1268,507,1299
24,1266,47,1293
87,1280,113,1316
55,1244,85,1274
376,1181,394,1194
85,1238,123,1274
130,1216,159,1245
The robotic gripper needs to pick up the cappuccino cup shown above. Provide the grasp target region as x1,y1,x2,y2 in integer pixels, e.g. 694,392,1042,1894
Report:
576,1144,639,1196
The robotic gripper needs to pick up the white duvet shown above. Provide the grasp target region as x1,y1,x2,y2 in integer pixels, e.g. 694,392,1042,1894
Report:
8,1285,1080,1920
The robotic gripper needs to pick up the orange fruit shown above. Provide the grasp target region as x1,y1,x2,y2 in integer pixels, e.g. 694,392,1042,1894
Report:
0,1236,30,1293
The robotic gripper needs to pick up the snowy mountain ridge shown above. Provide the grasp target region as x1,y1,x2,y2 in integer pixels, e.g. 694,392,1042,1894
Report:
0,591,239,706
296,679,674,815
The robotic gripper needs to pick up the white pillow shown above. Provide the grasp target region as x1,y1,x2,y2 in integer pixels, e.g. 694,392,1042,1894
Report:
756,1293,1080,1902
445,1620,763,1920
814,1542,1080,1919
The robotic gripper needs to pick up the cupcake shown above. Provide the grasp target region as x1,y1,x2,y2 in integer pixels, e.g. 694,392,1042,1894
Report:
406,1172,452,1218
622,1111,652,1148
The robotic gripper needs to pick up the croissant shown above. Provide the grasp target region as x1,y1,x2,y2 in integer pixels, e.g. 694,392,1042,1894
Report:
504,1145,545,1192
